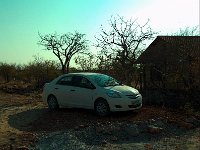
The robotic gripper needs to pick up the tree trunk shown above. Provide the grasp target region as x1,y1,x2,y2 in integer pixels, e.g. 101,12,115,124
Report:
61,65,67,74
124,69,132,86
66,62,70,74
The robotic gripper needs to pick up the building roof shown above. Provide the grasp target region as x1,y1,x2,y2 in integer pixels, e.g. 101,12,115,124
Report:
136,36,200,64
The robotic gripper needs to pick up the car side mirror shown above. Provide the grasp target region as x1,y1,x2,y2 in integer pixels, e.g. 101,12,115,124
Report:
88,84,96,89
119,81,123,85
84,83,96,89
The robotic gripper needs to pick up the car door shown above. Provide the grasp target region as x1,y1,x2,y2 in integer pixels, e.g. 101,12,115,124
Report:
70,76,96,109
53,75,74,107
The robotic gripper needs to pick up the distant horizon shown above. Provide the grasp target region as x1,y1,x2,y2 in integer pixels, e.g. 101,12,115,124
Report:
0,0,199,66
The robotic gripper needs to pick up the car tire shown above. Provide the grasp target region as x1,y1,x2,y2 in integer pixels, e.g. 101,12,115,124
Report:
94,99,110,116
47,95,59,111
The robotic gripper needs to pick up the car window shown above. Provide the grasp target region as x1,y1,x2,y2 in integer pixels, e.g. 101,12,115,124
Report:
56,76,73,86
90,74,121,87
72,76,94,89
72,76,82,87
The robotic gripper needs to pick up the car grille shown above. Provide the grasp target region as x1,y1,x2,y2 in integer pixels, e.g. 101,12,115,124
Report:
128,103,141,108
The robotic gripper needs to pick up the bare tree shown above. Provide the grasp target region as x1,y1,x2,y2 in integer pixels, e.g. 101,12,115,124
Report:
0,62,16,82
75,53,97,71
96,15,156,85
172,26,200,36
38,31,88,74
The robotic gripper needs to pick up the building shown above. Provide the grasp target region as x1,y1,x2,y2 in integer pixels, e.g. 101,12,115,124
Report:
136,36,200,106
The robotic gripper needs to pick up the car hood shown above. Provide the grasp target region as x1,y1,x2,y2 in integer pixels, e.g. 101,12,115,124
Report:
104,85,139,95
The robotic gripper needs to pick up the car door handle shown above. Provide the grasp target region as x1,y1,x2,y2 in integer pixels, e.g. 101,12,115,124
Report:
55,87,59,90
70,89,75,91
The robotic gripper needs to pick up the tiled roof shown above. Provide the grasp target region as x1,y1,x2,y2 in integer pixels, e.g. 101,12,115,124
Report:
136,36,200,64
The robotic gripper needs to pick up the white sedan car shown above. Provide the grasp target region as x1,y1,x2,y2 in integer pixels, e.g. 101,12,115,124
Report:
42,73,142,116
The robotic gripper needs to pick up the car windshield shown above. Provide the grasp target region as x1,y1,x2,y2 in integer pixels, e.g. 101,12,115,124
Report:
90,74,121,87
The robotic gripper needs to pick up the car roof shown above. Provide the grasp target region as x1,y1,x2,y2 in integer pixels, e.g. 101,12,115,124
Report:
63,72,103,77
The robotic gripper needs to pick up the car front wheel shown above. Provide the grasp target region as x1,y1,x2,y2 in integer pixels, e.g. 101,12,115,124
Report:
94,99,110,116
47,95,59,111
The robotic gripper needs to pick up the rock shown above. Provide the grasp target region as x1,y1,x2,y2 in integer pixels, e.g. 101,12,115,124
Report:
149,119,156,123
75,124,88,130
79,124,85,129
167,118,178,124
185,117,200,127
148,119,166,127
110,126,121,132
74,126,79,130
9,137,16,141
16,146,29,150
148,125,163,134
154,119,166,128
124,124,139,136
178,122,194,130
137,121,149,133
144,143,153,150
96,125,119,135
103,130,112,135
111,136,118,141
95,127,103,133
102,140,107,145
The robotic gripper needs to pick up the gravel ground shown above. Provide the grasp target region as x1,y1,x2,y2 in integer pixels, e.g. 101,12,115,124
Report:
31,120,200,150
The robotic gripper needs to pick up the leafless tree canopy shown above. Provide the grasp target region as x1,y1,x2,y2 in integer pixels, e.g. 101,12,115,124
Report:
96,16,156,85
97,16,156,60
38,32,88,73
172,26,200,36
75,54,97,71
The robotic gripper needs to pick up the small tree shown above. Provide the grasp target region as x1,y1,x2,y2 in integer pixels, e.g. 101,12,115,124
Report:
0,62,16,82
23,56,60,87
172,26,200,36
96,15,156,85
38,31,88,74
75,53,97,71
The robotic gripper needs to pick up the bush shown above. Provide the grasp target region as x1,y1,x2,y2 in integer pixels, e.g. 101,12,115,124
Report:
0,57,61,89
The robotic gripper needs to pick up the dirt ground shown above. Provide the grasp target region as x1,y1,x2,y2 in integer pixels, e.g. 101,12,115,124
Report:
0,90,44,149
0,90,200,150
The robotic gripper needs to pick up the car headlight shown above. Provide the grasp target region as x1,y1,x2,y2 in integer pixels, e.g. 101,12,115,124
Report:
106,91,121,98
131,89,139,95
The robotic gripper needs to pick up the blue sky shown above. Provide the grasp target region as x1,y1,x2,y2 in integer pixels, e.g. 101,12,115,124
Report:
0,0,199,65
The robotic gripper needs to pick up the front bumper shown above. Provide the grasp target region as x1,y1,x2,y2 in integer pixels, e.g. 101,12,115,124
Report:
107,94,142,112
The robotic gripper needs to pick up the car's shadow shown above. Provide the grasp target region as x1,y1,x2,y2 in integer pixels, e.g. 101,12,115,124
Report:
8,107,198,147
8,107,139,132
